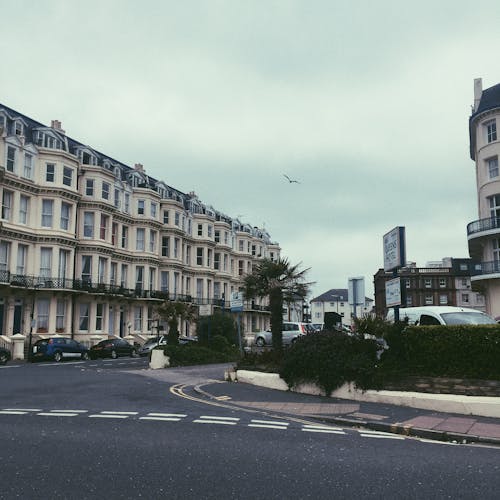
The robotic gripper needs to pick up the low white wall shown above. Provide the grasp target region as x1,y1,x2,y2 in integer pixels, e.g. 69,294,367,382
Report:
235,370,500,419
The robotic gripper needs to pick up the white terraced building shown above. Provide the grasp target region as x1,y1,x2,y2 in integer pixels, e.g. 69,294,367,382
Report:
468,79,500,319
0,104,280,352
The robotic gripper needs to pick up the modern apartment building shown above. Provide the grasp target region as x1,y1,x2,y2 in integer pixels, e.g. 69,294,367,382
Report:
467,78,500,319
373,258,485,318
0,104,280,349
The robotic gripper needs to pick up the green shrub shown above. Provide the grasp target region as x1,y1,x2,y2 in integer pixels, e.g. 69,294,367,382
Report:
197,311,238,346
279,331,379,395
236,349,283,373
157,343,239,366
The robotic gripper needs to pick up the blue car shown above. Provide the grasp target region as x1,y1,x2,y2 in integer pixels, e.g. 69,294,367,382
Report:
31,337,89,362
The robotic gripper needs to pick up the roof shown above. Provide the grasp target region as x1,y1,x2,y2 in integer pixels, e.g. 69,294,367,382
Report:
469,83,500,159
310,288,373,303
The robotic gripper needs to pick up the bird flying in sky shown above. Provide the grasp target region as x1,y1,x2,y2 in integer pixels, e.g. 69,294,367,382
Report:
283,174,300,184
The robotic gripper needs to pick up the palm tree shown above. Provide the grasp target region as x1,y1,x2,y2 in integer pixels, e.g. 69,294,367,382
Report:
156,300,197,345
243,258,313,353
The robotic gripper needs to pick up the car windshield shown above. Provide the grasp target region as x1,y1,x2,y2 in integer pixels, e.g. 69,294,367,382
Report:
441,312,497,325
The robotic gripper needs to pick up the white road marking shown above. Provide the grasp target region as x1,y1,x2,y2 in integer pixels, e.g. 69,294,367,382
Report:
303,424,344,431
49,410,88,413
100,411,139,415
89,414,129,419
2,408,42,412
250,419,289,426
302,427,346,435
193,419,237,425
0,410,28,415
0,365,21,369
248,423,289,430
140,416,183,422
198,416,240,421
37,412,79,417
147,413,187,418
360,433,405,440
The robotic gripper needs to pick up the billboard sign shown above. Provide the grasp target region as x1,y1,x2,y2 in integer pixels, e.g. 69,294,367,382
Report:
385,277,401,307
348,277,365,306
383,226,406,271
230,291,244,312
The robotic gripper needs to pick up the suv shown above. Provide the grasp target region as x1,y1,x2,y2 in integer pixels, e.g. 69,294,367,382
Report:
254,322,314,347
31,337,89,362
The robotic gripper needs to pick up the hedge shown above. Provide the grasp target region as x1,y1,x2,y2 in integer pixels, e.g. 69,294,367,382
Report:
156,343,239,367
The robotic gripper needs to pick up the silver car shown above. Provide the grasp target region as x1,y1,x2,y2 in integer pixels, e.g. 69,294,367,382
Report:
138,336,167,356
254,322,314,347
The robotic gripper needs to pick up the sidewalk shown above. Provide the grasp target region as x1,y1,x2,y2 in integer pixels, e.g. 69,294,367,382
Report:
195,370,500,446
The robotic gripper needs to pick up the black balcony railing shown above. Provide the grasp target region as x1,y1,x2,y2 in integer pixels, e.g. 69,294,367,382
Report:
467,216,500,236
470,261,500,276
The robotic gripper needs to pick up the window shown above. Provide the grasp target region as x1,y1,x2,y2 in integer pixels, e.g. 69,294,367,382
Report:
424,278,432,288
239,240,244,251
149,267,156,291
215,230,220,243
489,194,500,218
163,210,169,224
196,248,203,265
63,166,73,186
488,157,499,179
23,153,33,179
0,241,9,271
207,249,212,267
100,214,109,240
486,120,497,143
41,199,54,227
98,257,107,283
462,278,468,287
462,293,469,303
110,262,117,286
85,179,94,196
135,266,144,291
19,195,29,224
161,271,169,292
174,212,180,226
83,212,94,238
16,245,27,274
214,252,220,270
56,300,66,330
238,260,244,275
114,189,120,208
137,200,145,215
58,250,69,280
46,163,55,182
37,299,50,330
40,247,52,277
1,190,13,220
136,228,145,251
439,278,446,288
425,294,433,305
6,146,15,172
208,225,213,238
121,226,128,249
186,245,191,265
161,236,170,257
60,202,71,230
151,202,157,218
14,121,23,136
79,303,89,330
174,238,179,259
439,294,448,305
134,306,143,331
121,264,128,288
149,230,156,252
102,182,110,200
96,304,104,331
81,256,92,284
198,224,203,236
124,193,130,213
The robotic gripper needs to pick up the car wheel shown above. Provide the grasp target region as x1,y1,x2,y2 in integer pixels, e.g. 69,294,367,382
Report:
0,352,8,365
111,350,117,359
255,337,265,347
54,351,63,362
81,352,89,361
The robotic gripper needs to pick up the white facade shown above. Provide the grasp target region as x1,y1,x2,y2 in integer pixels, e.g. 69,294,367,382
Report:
467,78,500,318
0,105,280,346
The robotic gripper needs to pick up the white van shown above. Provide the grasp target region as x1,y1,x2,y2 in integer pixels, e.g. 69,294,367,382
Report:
386,306,497,326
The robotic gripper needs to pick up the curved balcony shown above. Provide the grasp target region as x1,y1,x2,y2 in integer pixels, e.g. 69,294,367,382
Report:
467,216,500,236
470,260,500,282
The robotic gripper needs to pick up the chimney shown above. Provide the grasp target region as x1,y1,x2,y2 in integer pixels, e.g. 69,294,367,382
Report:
51,119,66,135
473,78,483,113
134,163,144,172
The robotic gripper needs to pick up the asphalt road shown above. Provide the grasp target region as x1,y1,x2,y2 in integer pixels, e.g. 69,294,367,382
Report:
1,358,500,499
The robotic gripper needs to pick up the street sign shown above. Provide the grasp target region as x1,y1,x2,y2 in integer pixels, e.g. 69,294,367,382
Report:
230,292,243,312
383,226,406,271
199,304,212,316
385,277,402,307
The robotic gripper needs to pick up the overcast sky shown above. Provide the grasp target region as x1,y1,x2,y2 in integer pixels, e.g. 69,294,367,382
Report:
2,0,500,299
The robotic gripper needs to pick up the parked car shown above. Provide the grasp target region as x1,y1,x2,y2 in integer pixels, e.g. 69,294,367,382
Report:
254,322,314,347
89,338,138,359
386,306,497,326
138,336,168,357
31,337,89,362
0,346,11,365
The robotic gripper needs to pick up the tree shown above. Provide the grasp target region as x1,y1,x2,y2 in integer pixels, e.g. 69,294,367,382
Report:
156,300,197,345
197,311,238,346
243,258,313,353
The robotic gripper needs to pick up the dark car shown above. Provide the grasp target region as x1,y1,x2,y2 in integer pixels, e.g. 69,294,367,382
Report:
0,346,11,365
89,338,137,359
31,337,89,362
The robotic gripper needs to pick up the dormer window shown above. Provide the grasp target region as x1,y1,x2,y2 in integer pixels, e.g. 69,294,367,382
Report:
14,121,23,136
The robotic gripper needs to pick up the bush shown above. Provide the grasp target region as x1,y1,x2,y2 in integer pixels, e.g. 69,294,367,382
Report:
157,343,239,366
279,331,379,395
236,349,283,373
197,312,238,347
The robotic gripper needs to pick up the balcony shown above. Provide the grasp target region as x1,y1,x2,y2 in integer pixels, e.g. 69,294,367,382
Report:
470,260,500,281
467,216,500,237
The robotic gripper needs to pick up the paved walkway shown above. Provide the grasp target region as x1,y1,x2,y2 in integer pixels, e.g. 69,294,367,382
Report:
196,377,500,446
